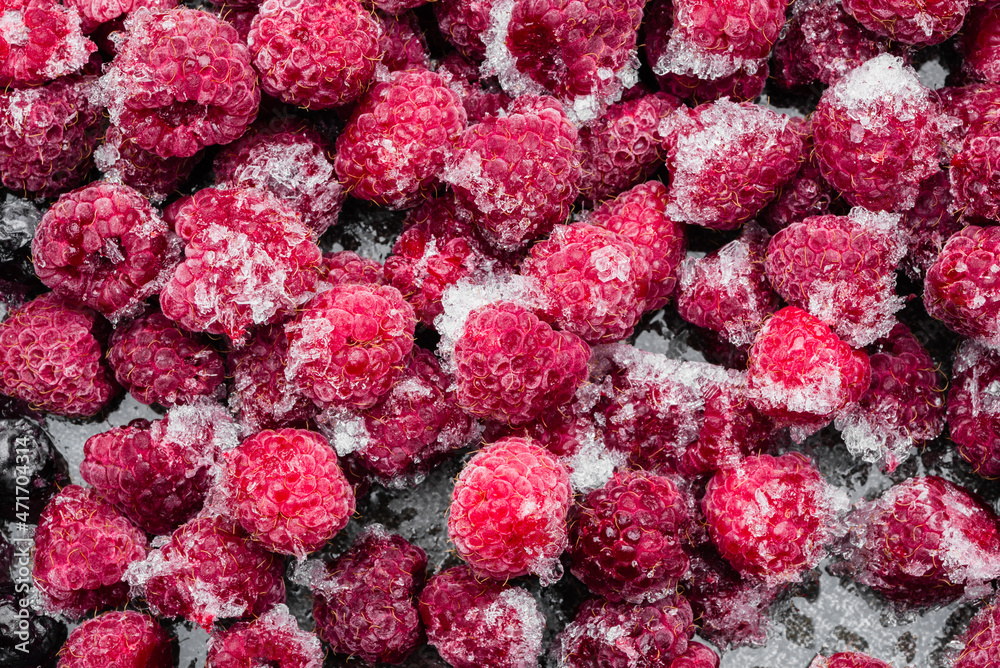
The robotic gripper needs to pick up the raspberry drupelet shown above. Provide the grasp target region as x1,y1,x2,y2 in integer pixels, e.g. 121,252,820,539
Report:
57,611,173,668
952,596,1000,668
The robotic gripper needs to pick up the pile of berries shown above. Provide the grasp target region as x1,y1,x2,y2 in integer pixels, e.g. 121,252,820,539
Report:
5,0,1000,666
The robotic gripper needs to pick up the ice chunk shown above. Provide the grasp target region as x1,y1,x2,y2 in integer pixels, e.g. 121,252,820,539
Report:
480,0,547,99
314,408,370,458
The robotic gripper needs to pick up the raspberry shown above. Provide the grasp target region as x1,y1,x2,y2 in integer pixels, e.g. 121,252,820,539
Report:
924,225,1000,347
839,476,1000,607
448,437,571,582
962,7,1000,84
811,54,947,212
419,565,546,668
81,402,237,535
318,250,384,288
95,124,201,203
66,0,176,31
940,84,1000,148
568,469,690,603
335,68,467,209
284,283,416,410
589,180,687,311
378,10,430,71
223,428,355,556
658,66,769,107
761,118,840,233
659,98,803,230
452,301,590,426
160,187,322,344
952,597,1000,668
33,485,148,618
102,7,259,159
444,95,581,252
808,654,892,668
671,642,721,668
312,526,427,664
0,417,68,523
206,605,323,668
947,339,1000,476
900,171,962,280
58,611,173,668
248,0,382,109
434,0,492,57
556,594,694,668
948,117,1000,221
747,306,871,438
0,77,102,198
0,293,118,418
127,514,286,630
0,0,96,87
844,0,967,45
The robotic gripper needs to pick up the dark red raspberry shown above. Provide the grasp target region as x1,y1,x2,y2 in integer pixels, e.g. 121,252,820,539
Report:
940,84,1000,152
452,301,590,426
248,0,382,108
439,56,515,125
762,118,841,234
444,95,581,252
557,594,694,668
569,469,690,603
671,642,720,668
659,98,803,230
947,340,1000,477
924,225,1000,347
206,604,323,668
952,597,1000,668
0,77,102,198
33,485,148,618
102,7,259,158
128,514,286,630
419,565,546,668
0,293,118,418
589,180,687,310
81,402,237,535
809,654,893,668
434,0,493,57
95,124,201,204
312,526,426,664
839,476,1000,607
378,10,430,71
160,186,322,345
0,0,96,87
747,306,871,439
58,611,172,668
811,54,947,212
949,118,1000,221
843,0,967,44
318,251,384,289
900,171,962,280
962,7,1000,84
284,283,416,410
449,437,571,582
660,66,769,106
335,67,467,209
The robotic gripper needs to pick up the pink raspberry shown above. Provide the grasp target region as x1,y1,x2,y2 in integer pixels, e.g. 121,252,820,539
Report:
419,565,546,668
962,7,1000,84
318,250,384,288
248,0,382,109
438,54,514,124
335,68,466,209
65,0,176,31
839,476,1000,607
444,95,581,252
659,66,769,106
811,54,947,212
448,437,571,582
844,0,967,44
924,225,1000,347
900,171,962,280
284,283,416,410
703,453,842,585
58,611,173,668
671,642,721,668
0,77,102,198
33,485,148,618
128,514,286,630
378,10,430,71
568,470,690,603
452,301,590,426
589,180,687,310
940,83,1000,149
0,293,118,418
223,428,354,557
949,118,1000,221
0,0,96,87
747,306,871,438
102,8,259,159
947,340,1000,477
312,526,427,664
761,118,840,233
659,98,803,230
952,597,1000,668
160,187,322,345
809,654,893,668
95,124,202,203
434,0,493,57
206,605,323,668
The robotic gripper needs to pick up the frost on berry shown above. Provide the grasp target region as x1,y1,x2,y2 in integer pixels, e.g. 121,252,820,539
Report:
900,171,962,280
95,124,202,204
947,339,1000,477
206,604,323,668
0,0,96,87
809,653,893,668
843,0,968,45
949,116,1000,221
66,0,177,31
59,611,173,668
951,596,1000,668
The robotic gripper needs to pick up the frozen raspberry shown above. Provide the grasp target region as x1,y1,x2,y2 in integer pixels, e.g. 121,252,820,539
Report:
419,565,545,668
378,10,430,70
940,84,1000,149
948,117,1000,221
444,95,581,252
434,0,492,57
841,476,1000,607
0,418,68,523
747,306,871,438
569,469,690,603
811,54,947,212
671,642,721,668
372,0,426,12
659,98,803,230
58,611,172,668
81,403,237,535
557,594,694,668
661,67,769,106
900,172,962,280
952,597,1000,668
924,225,1000,347
160,187,322,344
335,68,466,209
214,126,346,237
844,0,966,44
452,301,590,426
0,0,96,87
95,124,202,204
284,283,415,410
102,7,259,159
0,77,102,198
248,0,382,109
128,514,286,630
589,180,687,311
808,654,892,668
318,251,383,289
65,0,176,31
33,485,148,618
963,7,1000,84
448,437,571,582
0,293,117,418
438,52,513,123
947,339,1000,477
206,605,323,668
